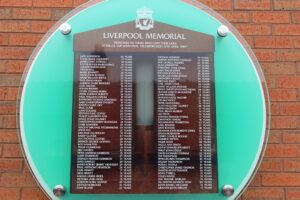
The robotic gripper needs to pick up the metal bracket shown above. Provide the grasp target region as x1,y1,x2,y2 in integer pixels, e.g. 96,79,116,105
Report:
53,185,66,197
59,23,72,35
218,25,229,37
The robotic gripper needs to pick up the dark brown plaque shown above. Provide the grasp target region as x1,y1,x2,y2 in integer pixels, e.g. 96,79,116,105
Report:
71,21,217,194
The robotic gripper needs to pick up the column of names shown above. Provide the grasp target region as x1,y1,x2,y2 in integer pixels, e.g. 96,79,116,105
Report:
119,55,133,190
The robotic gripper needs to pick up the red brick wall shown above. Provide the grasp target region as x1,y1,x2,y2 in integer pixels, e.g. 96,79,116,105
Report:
0,0,299,199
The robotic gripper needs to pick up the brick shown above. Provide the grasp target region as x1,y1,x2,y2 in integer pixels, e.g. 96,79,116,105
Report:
0,8,11,19
0,130,18,143
254,49,276,62
270,103,280,115
75,0,101,8
281,103,300,115
9,33,43,46
0,172,36,187
254,36,293,48
265,144,300,158
259,159,282,172
271,116,299,129
0,144,3,156
249,174,261,186
23,164,31,173
284,159,300,172
234,0,271,10
0,188,20,200
269,76,278,86
0,101,16,114
274,0,300,10
0,60,26,74
292,12,300,23
12,8,51,20
33,0,72,7
262,62,296,75
0,115,16,128
51,8,71,20
244,36,253,47
0,33,8,45
247,36,257,48
0,47,32,59
22,188,48,200
0,87,19,101
277,76,300,88
31,21,55,33
0,159,22,172
252,12,290,23
197,0,232,10
266,76,276,88
73,0,89,7
295,38,300,48
0,21,30,32
235,24,271,35
286,189,300,200
262,173,300,186
220,11,250,22
283,131,300,143
274,25,300,35
268,130,282,144
3,144,22,158
277,50,300,62
0,75,22,86
242,187,284,200
269,89,298,101
0,0,32,7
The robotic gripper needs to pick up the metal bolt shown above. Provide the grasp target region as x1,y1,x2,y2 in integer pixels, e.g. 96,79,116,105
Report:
217,25,229,37
222,185,234,197
59,23,72,35
53,185,66,197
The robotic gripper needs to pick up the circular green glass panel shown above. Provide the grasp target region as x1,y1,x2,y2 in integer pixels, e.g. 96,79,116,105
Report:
18,0,269,199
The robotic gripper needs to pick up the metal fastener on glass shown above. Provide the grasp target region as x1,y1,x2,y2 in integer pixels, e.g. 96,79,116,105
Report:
53,185,66,197
217,25,229,37
222,185,234,197
59,23,72,35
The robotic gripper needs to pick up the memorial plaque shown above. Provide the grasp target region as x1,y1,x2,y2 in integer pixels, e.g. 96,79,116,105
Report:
71,17,217,194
